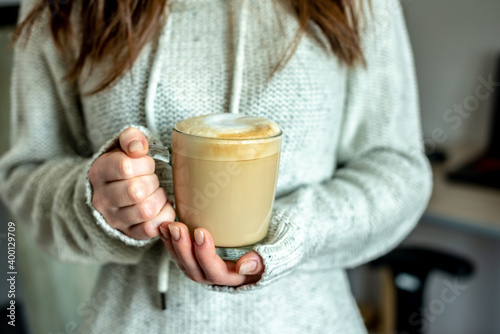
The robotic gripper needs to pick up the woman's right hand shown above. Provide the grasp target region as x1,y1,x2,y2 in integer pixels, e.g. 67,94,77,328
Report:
88,127,176,240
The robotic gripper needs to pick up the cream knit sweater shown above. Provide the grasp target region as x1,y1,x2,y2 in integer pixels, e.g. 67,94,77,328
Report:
0,0,432,333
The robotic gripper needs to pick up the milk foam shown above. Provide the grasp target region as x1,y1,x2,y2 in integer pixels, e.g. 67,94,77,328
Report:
174,113,281,139
173,113,282,161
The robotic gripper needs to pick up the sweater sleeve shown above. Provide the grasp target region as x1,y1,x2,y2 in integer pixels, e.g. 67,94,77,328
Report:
0,0,158,265
209,0,432,292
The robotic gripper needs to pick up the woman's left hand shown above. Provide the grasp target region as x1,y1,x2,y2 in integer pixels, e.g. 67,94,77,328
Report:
159,222,265,286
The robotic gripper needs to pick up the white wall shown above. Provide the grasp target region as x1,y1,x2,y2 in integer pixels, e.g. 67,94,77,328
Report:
401,0,500,152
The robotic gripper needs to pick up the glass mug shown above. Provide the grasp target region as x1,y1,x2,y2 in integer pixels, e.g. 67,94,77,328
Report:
149,120,282,260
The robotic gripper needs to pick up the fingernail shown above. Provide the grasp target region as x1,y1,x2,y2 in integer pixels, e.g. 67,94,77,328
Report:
194,229,204,246
239,260,257,275
168,225,180,241
129,140,144,153
159,226,170,240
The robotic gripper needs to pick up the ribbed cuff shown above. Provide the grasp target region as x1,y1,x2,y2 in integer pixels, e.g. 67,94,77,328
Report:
84,125,162,247
205,208,304,293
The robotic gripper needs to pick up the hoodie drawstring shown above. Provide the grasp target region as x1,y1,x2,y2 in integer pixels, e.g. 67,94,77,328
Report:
229,0,248,115
150,0,248,310
145,5,172,135
157,248,170,310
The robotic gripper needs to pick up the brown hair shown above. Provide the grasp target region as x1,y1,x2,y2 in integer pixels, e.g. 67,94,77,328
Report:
12,0,366,95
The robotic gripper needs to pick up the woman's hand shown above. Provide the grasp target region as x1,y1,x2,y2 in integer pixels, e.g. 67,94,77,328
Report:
88,127,176,240
159,222,265,286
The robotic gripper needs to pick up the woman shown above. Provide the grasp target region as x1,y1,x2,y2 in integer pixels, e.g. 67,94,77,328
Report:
0,0,432,332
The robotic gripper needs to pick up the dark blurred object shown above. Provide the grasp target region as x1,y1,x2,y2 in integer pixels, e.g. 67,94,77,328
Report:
370,247,474,334
447,155,500,189
448,56,500,189
0,301,29,334
425,149,447,165
0,5,19,27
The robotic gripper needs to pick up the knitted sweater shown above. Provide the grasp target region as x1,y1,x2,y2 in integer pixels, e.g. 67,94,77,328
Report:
0,0,432,333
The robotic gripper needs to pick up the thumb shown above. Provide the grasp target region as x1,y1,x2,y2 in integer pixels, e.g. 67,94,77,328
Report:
119,127,149,158
236,251,265,276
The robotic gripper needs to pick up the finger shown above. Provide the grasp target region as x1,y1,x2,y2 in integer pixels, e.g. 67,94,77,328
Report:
168,223,208,283
119,127,149,158
235,251,265,276
116,187,167,226
94,151,155,183
126,200,176,240
103,174,160,207
193,228,260,286
159,224,185,272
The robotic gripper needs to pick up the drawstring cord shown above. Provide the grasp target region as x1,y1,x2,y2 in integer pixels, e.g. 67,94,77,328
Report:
149,0,248,310
145,6,172,135
157,249,170,310
229,0,248,115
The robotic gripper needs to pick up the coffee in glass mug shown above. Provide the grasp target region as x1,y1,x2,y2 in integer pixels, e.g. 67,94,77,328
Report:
150,113,282,259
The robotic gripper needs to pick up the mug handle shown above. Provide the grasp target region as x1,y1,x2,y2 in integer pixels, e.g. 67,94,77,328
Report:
148,143,177,224
148,143,172,166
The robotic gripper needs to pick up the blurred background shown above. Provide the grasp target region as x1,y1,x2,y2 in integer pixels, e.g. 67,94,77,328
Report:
0,0,499,333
